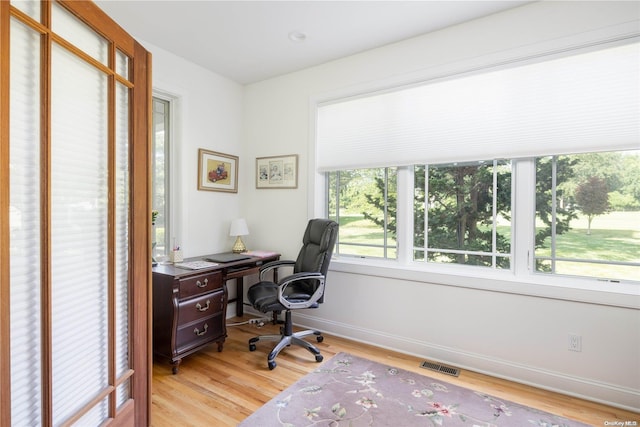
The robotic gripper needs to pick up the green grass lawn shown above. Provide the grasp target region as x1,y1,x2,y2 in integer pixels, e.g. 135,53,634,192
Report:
337,215,397,258
337,211,639,280
569,211,640,231
536,211,639,259
536,211,639,280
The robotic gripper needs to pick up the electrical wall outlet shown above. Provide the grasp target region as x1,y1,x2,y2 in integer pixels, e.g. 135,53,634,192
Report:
568,334,582,352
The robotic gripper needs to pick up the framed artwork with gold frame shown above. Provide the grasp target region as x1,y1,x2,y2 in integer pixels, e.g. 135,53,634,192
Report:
197,148,238,193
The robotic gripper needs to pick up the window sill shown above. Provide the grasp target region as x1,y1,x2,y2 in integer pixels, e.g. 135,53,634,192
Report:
329,256,640,309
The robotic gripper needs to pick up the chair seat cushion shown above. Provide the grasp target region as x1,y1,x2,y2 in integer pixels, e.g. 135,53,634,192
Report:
248,281,319,313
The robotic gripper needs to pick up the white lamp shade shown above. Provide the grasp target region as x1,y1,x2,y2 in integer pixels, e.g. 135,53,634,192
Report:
229,218,249,236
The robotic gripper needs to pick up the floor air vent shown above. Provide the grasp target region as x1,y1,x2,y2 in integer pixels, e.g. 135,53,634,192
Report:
420,361,460,377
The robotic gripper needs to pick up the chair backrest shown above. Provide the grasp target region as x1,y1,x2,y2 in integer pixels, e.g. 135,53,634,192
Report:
294,218,338,277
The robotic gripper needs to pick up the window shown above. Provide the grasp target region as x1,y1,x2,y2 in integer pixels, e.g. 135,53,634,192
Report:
535,151,640,282
327,168,397,258
317,38,639,286
325,151,639,283
152,97,171,256
414,160,512,268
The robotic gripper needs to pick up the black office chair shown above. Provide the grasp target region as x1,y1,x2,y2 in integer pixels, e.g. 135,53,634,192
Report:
247,218,338,370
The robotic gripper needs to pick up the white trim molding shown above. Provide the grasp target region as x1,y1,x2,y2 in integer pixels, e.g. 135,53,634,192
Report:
293,312,640,413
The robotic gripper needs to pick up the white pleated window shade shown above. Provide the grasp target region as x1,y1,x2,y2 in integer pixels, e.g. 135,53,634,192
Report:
51,43,109,425
317,41,640,171
10,0,40,22
116,49,130,81
9,17,42,427
51,2,108,66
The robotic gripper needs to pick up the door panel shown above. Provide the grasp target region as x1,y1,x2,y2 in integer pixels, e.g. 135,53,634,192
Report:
1,1,151,425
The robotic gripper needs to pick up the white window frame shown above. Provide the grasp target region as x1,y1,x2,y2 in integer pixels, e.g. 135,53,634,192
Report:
152,90,181,257
533,153,640,280
315,157,639,306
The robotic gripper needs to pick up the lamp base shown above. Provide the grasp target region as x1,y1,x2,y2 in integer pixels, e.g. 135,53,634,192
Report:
232,236,246,253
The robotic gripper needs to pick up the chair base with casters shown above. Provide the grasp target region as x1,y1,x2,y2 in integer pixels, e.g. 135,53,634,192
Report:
248,310,323,370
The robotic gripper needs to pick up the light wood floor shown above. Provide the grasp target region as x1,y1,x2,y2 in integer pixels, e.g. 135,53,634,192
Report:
151,317,639,426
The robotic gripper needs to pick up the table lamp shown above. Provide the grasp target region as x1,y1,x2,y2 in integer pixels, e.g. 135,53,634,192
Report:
230,218,249,253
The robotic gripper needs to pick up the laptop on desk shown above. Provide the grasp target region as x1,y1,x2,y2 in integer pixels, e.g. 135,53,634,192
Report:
203,252,252,263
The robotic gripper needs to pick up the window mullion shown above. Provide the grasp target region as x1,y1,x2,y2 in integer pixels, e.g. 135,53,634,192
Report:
424,165,429,259
551,156,558,274
395,167,412,264
492,160,498,268
383,168,388,259
335,171,341,255
512,159,536,277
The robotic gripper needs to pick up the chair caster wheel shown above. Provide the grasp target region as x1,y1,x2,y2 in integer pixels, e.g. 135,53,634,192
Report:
316,335,324,343
268,361,276,370
315,355,323,363
249,344,256,352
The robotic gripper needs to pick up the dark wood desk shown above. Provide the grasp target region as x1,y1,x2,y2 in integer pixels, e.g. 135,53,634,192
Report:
152,252,280,373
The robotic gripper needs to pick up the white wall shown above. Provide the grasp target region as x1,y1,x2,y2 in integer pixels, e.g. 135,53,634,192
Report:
144,41,245,258
241,1,640,411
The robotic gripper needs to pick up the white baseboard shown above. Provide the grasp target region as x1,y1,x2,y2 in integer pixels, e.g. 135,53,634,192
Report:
291,312,640,413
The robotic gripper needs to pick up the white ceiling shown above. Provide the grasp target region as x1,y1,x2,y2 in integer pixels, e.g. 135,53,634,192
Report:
95,1,533,85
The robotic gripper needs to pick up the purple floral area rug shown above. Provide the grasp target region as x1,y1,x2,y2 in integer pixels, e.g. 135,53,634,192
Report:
239,352,592,427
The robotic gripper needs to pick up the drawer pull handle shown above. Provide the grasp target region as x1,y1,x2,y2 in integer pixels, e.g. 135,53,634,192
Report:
196,300,210,312
196,278,209,288
194,323,208,336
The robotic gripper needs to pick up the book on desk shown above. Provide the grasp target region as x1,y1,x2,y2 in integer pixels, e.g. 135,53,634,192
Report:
243,250,279,258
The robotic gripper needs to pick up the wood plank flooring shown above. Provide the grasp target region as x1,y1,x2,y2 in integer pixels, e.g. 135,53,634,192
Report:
151,317,639,426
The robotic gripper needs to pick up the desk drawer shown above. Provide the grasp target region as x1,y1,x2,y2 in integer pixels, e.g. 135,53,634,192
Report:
225,265,260,279
178,291,224,325
178,271,222,299
175,315,224,352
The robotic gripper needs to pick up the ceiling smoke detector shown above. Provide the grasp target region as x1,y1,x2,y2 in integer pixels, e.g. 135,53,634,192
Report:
288,31,307,43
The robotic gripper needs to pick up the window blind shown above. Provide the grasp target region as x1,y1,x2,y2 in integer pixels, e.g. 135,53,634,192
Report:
51,43,109,425
316,40,640,171
9,18,42,427
52,2,108,66
11,0,40,21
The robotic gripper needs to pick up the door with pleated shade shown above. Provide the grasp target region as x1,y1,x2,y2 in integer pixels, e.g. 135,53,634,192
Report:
1,1,151,425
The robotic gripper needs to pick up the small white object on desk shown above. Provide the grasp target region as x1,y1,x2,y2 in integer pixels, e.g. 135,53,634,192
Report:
170,249,183,263
174,260,219,270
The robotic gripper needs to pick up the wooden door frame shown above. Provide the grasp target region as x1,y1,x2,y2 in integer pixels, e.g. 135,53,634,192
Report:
0,0,11,421
130,39,153,427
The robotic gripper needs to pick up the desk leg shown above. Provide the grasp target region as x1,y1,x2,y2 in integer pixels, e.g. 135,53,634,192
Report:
271,270,279,324
236,277,244,317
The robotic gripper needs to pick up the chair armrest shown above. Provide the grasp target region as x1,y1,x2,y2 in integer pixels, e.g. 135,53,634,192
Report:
278,272,325,310
259,259,295,280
